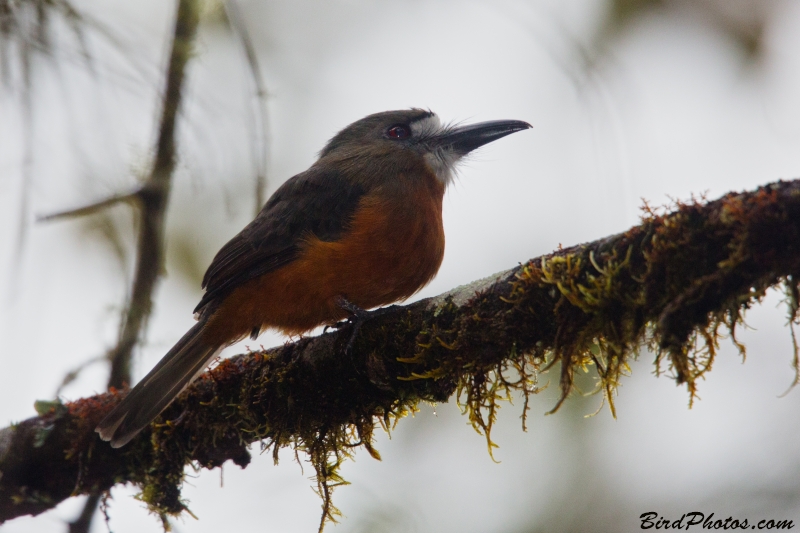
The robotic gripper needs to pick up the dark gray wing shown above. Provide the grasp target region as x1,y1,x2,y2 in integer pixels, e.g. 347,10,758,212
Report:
194,167,365,315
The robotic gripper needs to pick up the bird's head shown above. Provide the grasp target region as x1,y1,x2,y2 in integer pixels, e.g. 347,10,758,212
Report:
318,109,531,186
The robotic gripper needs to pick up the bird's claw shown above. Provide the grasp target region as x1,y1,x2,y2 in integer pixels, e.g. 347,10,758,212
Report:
332,297,398,353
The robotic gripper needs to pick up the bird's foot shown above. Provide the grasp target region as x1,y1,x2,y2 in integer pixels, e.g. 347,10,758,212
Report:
330,297,399,353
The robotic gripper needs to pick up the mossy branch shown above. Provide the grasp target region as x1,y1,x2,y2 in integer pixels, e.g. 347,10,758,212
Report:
3,179,800,530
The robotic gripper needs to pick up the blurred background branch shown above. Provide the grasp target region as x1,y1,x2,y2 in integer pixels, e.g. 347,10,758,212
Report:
222,0,270,215
601,0,769,58
33,0,200,530
1,1,799,532
102,0,198,391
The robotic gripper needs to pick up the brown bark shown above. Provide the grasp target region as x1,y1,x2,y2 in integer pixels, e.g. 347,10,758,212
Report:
2,178,800,528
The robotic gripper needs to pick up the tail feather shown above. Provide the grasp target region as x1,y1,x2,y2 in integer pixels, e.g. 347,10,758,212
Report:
96,321,222,448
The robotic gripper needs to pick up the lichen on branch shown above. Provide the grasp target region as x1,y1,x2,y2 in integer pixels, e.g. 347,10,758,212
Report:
2,179,800,531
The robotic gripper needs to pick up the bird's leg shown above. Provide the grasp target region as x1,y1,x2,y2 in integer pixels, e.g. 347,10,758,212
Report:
332,296,400,352
332,297,369,352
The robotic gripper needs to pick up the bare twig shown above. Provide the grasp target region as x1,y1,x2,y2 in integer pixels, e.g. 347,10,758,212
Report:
2,178,800,529
44,0,201,529
223,0,269,213
38,190,140,222
54,356,105,398
105,0,198,388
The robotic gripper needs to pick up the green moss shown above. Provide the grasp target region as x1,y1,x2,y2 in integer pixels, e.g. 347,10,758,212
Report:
91,180,800,533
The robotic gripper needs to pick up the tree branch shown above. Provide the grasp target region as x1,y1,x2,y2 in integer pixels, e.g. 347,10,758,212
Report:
37,191,140,222
223,0,270,215
107,0,198,389
36,0,200,529
2,178,800,529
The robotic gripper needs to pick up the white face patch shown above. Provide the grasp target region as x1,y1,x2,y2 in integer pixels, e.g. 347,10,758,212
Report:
423,150,459,186
411,113,461,186
410,114,442,139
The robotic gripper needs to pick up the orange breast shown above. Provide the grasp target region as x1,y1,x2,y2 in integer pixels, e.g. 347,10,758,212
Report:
203,173,445,342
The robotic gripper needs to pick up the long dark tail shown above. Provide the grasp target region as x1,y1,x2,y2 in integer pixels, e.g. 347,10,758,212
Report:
95,320,222,448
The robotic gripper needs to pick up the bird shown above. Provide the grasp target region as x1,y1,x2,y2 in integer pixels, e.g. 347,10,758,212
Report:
95,108,531,447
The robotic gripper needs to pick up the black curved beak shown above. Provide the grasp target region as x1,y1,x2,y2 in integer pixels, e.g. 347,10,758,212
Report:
434,119,532,155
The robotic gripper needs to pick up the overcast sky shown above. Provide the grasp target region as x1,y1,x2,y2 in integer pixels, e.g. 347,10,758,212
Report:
2,1,800,532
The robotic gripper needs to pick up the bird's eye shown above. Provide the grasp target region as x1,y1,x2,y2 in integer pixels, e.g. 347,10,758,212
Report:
387,125,411,139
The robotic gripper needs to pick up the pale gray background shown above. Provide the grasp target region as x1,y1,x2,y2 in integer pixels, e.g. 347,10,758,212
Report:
1,1,800,532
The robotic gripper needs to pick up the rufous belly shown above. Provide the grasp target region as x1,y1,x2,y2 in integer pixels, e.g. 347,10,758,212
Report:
202,182,445,343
